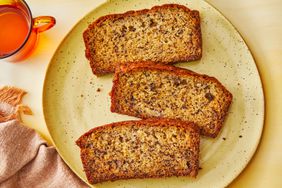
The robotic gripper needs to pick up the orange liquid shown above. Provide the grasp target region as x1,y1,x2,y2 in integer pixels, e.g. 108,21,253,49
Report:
0,5,30,56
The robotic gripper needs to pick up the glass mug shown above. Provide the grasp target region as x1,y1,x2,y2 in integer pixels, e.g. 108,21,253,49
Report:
0,0,56,62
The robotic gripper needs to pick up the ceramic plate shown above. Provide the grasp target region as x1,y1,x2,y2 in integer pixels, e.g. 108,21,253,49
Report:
43,0,264,187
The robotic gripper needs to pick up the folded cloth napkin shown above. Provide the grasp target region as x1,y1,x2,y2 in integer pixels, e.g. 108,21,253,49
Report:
0,86,88,188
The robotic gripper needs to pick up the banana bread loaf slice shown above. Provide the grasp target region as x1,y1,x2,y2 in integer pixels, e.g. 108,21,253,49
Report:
83,4,202,76
110,62,233,138
76,119,200,184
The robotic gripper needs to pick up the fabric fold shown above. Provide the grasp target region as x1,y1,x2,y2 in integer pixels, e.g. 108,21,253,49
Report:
0,86,87,188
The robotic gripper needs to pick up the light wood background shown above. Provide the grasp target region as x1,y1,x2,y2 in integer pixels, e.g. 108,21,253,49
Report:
0,0,281,187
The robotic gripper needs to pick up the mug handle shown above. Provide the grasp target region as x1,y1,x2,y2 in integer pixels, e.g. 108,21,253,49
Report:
33,16,56,33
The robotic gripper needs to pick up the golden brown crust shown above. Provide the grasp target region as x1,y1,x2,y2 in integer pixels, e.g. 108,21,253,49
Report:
76,118,200,184
83,4,202,75
110,62,233,138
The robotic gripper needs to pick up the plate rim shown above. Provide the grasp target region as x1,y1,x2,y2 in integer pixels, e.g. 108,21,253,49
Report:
42,0,265,187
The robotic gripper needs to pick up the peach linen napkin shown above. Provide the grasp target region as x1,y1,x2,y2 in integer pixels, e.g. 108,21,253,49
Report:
0,86,88,188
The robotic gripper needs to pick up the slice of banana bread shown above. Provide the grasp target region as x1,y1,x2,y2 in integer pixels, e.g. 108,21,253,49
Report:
76,119,200,184
83,4,202,76
110,62,233,138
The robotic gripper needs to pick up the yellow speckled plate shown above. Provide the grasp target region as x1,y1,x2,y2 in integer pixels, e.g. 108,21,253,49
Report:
43,0,264,187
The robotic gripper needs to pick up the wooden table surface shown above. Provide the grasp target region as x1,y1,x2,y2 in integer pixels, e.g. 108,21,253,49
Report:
1,0,281,187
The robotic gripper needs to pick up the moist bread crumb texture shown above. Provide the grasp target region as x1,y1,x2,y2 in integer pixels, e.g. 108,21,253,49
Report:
76,119,200,184
83,4,202,75
111,62,233,137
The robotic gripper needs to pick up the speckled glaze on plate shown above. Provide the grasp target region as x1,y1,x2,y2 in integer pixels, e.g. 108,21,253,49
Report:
43,0,264,187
